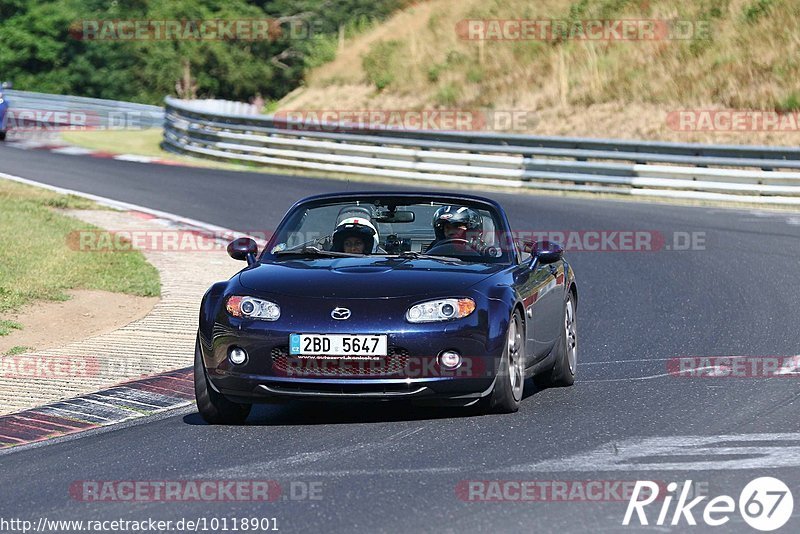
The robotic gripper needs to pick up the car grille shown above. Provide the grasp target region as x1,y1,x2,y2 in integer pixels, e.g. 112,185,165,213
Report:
271,346,411,378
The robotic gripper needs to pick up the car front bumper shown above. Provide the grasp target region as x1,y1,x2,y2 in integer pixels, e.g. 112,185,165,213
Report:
200,308,504,406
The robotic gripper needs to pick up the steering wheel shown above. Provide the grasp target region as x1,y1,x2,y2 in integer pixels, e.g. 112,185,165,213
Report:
426,238,474,254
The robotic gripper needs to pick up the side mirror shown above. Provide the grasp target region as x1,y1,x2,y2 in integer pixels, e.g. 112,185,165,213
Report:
527,240,563,265
227,237,258,264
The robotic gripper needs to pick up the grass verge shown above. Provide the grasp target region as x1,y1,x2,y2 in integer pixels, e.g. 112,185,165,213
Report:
60,129,167,158
0,179,161,322
60,129,261,171
0,320,23,336
4,346,32,356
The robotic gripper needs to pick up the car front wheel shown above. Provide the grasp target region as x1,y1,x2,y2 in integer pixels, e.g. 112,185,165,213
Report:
486,310,525,413
194,336,252,424
534,292,577,388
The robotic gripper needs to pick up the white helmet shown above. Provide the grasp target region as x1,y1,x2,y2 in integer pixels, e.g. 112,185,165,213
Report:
331,217,379,253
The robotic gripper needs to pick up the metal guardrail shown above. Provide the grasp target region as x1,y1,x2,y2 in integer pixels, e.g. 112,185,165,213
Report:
2,90,164,129
174,97,800,205
175,99,260,116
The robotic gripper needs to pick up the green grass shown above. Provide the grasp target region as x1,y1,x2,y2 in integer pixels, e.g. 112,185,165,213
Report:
0,180,161,318
466,66,485,83
0,320,23,336
61,128,176,159
4,346,32,356
776,92,800,112
435,83,461,106
743,0,774,23
60,129,264,171
61,128,164,157
362,40,403,90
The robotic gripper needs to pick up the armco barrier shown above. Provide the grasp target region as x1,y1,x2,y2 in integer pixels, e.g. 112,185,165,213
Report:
162,97,800,205
2,89,163,130
7,90,798,205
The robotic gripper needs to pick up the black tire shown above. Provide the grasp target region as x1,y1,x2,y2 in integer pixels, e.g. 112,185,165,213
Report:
194,337,252,424
0,131,6,141
534,292,577,389
485,310,525,413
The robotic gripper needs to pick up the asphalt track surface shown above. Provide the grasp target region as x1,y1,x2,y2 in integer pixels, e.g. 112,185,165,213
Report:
1,142,799,533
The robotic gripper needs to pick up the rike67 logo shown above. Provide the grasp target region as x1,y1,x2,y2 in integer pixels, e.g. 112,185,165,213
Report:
623,477,793,531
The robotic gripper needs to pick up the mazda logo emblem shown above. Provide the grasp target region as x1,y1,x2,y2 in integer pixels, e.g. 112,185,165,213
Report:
331,307,351,320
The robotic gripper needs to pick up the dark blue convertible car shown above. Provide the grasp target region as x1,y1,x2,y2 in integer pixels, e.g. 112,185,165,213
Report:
195,192,577,423
0,89,7,141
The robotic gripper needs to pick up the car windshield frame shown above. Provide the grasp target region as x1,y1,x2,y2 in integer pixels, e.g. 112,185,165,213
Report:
260,193,518,265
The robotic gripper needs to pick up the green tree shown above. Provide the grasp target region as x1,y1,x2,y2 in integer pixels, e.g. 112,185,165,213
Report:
0,0,409,104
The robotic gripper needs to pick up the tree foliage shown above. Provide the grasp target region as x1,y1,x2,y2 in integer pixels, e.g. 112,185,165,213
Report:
0,0,409,104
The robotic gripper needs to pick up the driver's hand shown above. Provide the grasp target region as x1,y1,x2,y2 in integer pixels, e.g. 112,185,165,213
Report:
468,237,500,257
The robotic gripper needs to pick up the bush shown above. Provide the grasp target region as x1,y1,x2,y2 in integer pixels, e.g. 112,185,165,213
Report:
743,0,774,23
776,92,800,112
435,82,461,106
362,40,403,90
466,66,484,83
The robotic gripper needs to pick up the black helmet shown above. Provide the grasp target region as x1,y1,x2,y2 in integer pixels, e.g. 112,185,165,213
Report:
331,217,379,253
432,206,483,241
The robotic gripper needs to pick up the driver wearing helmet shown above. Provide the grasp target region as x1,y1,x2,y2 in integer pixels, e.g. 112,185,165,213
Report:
428,205,484,251
331,217,380,254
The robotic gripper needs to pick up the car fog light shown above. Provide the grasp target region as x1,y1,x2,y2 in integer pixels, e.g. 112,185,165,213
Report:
439,350,462,369
229,347,248,365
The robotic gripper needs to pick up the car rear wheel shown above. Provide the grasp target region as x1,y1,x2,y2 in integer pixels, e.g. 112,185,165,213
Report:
194,336,252,425
486,310,525,413
534,292,577,388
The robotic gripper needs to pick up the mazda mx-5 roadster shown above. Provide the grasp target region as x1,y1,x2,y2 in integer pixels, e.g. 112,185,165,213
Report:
0,89,8,141
195,192,577,423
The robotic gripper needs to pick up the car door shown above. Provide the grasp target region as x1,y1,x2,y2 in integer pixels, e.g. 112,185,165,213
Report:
534,259,565,356
513,246,560,362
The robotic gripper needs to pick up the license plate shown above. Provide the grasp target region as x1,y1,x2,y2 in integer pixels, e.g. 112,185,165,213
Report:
290,334,388,357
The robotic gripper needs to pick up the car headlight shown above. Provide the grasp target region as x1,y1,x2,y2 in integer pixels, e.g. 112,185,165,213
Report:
226,296,280,320
406,298,476,323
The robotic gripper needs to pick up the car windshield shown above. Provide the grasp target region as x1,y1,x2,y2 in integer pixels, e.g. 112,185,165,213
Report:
264,199,512,264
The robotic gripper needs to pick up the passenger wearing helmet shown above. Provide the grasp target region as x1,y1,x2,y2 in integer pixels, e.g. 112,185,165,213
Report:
428,205,484,252
342,235,367,254
331,217,380,254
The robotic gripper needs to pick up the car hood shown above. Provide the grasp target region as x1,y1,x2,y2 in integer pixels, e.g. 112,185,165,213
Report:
238,257,505,299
